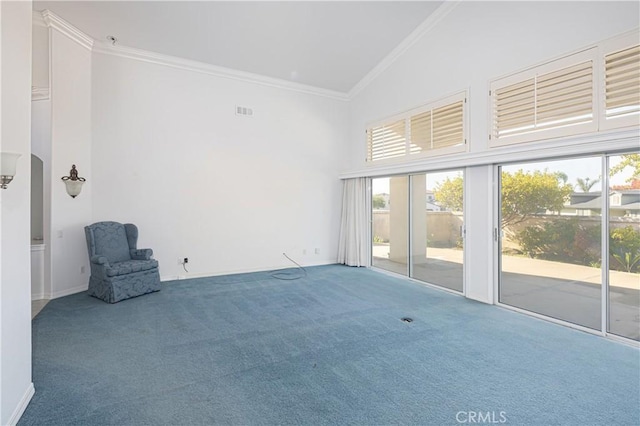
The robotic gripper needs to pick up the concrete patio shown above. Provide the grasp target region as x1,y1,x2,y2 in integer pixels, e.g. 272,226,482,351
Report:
372,245,640,340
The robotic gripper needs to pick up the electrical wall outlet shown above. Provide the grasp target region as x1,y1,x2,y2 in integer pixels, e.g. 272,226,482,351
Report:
315,248,320,255
183,257,189,264
80,266,85,274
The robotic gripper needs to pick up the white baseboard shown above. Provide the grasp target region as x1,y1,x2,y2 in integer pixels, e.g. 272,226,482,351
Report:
31,293,45,301
50,284,88,299
7,382,34,426
160,259,337,282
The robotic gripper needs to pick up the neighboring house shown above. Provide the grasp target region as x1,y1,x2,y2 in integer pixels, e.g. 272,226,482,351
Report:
611,190,640,217
426,190,442,211
373,191,443,211
564,190,640,217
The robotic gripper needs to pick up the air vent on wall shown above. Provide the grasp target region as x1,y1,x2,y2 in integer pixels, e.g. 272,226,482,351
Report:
235,106,253,117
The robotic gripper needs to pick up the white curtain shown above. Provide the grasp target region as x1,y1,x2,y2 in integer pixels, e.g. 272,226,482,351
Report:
337,177,369,267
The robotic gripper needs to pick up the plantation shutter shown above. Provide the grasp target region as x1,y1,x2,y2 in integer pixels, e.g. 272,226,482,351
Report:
367,92,467,162
367,119,406,161
493,59,594,142
409,110,431,154
490,48,597,146
432,100,464,149
494,79,535,138
536,61,593,130
604,44,640,121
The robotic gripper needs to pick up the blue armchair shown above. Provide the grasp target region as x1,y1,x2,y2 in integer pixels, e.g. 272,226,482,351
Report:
84,221,161,303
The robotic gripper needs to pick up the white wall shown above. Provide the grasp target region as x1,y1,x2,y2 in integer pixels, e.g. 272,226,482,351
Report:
91,52,349,279
49,29,92,298
348,1,640,166
346,1,640,303
0,1,34,424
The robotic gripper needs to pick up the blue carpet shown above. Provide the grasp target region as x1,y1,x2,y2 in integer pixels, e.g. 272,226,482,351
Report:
19,265,639,425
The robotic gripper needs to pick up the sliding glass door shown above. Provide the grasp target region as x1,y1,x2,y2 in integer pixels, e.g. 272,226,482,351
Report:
372,176,408,276
410,171,464,292
499,157,603,330
371,170,465,292
498,153,639,341
608,154,640,341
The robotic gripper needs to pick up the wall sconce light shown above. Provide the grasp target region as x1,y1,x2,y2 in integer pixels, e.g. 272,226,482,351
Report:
0,152,21,189
61,165,86,198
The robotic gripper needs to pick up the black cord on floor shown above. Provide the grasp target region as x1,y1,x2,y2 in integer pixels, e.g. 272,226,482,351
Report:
270,253,308,280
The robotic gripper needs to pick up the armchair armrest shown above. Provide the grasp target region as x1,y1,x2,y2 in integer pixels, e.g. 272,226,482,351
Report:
90,255,109,266
130,249,153,260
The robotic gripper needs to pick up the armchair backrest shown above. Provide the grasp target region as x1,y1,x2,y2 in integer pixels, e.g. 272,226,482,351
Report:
85,221,136,263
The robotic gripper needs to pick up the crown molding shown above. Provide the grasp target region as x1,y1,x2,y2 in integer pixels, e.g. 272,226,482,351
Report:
92,42,349,101
32,10,47,28
347,0,460,99
34,3,462,102
32,86,50,101
36,9,347,101
40,10,93,51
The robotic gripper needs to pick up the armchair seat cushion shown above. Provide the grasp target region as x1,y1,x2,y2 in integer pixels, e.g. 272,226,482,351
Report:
106,259,159,277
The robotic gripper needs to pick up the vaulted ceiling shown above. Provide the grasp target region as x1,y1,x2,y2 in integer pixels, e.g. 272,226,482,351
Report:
33,1,444,93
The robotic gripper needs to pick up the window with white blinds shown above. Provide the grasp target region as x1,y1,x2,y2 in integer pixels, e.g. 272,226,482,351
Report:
605,46,639,119
366,92,467,163
490,49,597,146
601,31,640,130
490,30,640,147
367,119,406,161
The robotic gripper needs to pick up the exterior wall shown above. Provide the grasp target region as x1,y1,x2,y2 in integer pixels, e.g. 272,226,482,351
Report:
374,210,463,248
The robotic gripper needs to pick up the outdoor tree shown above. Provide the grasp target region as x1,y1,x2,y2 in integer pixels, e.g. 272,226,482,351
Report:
610,153,640,182
555,171,569,184
610,226,640,273
575,177,600,192
434,170,574,227
372,194,386,209
433,176,464,212
501,170,574,228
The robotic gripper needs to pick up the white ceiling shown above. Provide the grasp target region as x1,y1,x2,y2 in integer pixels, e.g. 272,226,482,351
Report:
33,1,444,93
